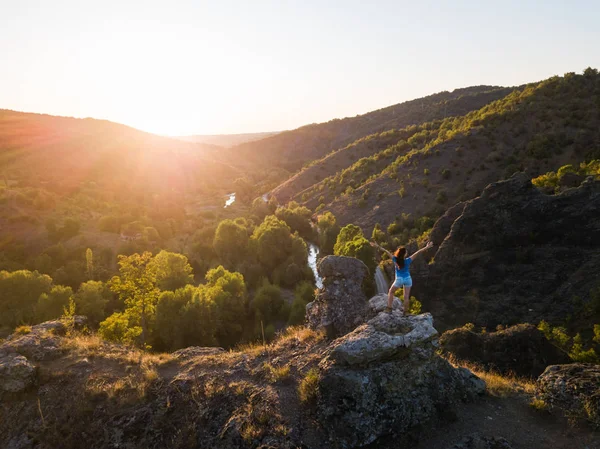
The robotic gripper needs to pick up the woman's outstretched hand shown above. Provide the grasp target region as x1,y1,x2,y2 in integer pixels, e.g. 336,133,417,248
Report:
425,241,434,249
369,241,377,247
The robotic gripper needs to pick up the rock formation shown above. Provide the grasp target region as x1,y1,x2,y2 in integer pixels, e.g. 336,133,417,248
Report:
316,311,485,448
536,363,600,427
415,172,600,330
306,255,371,338
439,323,571,378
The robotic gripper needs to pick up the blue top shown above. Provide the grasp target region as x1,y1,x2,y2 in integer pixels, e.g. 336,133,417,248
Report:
392,256,412,278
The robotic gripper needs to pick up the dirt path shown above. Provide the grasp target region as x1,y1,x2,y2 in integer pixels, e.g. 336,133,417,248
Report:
412,395,599,449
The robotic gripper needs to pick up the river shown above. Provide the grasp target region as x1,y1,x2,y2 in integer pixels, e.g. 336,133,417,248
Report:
229,191,325,288
308,243,323,289
224,192,235,208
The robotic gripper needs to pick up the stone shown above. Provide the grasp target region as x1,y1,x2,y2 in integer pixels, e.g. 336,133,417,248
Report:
536,363,600,426
317,313,485,448
0,354,36,396
368,293,402,314
439,324,571,378
306,256,371,338
171,347,225,359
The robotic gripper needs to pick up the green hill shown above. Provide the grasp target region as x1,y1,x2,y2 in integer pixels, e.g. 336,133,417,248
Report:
226,86,513,173
281,69,600,235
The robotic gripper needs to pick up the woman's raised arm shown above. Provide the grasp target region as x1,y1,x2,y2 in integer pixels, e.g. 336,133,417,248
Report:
370,241,393,258
409,241,434,260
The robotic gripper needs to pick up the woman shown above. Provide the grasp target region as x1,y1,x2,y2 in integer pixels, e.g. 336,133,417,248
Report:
370,240,433,315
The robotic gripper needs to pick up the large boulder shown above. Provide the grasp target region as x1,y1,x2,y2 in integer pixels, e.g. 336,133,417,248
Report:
416,173,600,330
536,364,600,426
0,317,87,362
0,354,36,396
316,312,485,448
439,324,571,377
306,256,371,338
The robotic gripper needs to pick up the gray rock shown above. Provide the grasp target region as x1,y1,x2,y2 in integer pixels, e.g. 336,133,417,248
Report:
0,354,36,395
368,293,402,314
306,256,371,338
171,347,225,359
317,313,485,447
536,363,600,426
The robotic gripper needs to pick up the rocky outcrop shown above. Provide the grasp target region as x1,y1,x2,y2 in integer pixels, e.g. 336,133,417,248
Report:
536,364,600,426
306,256,371,338
416,173,600,330
0,317,86,399
316,311,485,448
0,354,36,396
440,324,571,378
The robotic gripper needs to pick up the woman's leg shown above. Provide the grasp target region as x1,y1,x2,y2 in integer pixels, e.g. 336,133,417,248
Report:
403,286,411,315
387,285,398,310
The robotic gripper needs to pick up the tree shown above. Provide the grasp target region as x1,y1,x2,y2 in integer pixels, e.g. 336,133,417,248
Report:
251,215,308,277
99,312,141,344
334,224,376,283
74,281,108,325
150,250,194,291
275,202,315,240
0,270,52,327
317,212,340,256
233,177,254,204
288,281,315,325
36,285,73,322
107,252,160,347
253,279,284,324
154,285,195,350
213,219,250,267
204,266,246,347
180,287,217,348
85,248,94,280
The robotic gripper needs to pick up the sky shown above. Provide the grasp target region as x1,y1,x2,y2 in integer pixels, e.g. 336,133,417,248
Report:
1,0,599,136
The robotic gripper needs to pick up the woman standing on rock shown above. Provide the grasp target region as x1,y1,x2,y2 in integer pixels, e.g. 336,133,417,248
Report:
370,241,433,315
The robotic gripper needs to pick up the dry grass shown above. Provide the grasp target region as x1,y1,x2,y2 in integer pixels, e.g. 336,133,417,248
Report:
234,326,324,357
298,368,320,403
261,362,291,383
530,398,549,411
444,354,536,398
14,325,32,335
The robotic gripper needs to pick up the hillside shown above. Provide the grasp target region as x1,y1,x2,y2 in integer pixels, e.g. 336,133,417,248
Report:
226,86,513,173
0,110,239,195
270,87,515,204
176,131,280,147
290,69,600,233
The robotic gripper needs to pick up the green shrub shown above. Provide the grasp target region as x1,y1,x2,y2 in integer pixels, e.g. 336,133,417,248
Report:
298,368,320,403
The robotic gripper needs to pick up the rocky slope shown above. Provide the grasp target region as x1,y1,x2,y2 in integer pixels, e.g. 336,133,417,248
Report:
1,257,487,449
413,172,600,331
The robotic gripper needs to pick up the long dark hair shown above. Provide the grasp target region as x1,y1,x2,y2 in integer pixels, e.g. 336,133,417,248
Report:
394,247,407,268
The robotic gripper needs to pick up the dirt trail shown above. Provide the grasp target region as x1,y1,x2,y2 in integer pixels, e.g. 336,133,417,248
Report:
412,395,599,449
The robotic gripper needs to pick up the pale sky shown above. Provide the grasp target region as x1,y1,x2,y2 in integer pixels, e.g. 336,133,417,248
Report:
1,0,599,135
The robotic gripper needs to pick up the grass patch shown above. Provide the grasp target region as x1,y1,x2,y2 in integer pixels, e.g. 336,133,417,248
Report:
530,398,549,411
261,362,291,383
298,368,320,403
445,355,535,397
14,325,32,335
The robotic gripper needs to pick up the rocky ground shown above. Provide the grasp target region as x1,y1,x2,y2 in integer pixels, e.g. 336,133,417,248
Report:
1,256,599,448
